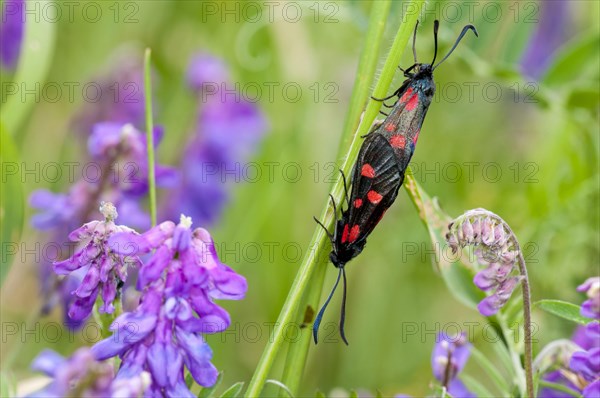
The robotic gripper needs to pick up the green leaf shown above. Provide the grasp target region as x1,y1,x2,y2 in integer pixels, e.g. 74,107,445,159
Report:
535,300,591,325
542,33,600,87
219,382,244,398
198,373,224,398
460,374,495,398
0,372,15,397
403,170,484,309
469,346,511,395
2,0,57,134
349,390,358,398
315,391,326,398
0,125,24,286
265,380,294,398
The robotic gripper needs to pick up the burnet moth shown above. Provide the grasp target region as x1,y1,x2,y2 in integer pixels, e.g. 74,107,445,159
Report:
313,20,478,345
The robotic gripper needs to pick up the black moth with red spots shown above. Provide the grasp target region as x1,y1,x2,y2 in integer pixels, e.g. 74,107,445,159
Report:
313,20,478,345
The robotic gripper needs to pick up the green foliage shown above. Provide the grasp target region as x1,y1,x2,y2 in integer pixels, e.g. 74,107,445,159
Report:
535,299,591,325
0,126,23,285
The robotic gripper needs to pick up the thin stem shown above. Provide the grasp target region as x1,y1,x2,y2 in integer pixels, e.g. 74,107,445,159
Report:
537,381,581,398
244,2,425,396
279,1,392,394
517,250,534,398
144,48,157,227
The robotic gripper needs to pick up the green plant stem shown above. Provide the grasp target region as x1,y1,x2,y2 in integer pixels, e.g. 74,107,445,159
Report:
279,2,392,395
144,48,157,227
244,2,425,396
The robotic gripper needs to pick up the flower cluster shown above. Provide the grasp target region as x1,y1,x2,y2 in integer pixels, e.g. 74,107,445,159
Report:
53,202,141,321
567,278,600,397
30,123,176,326
578,277,600,320
30,347,150,397
31,123,177,231
431,332,475,398
446,209,523,316
72,53,147,135
537,278,600,398
163,53,268,226
91,215,247,396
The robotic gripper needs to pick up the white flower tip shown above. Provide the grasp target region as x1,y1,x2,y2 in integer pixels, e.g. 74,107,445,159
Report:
179,214,193,228
99,201,118,221
121,123,136,136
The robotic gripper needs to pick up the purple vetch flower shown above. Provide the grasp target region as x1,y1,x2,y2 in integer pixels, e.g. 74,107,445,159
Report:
431,332,475,398
446,210,524,316
578,277,600,319
186,53,230,90
29,123,176,327
53,202,141,321
72,54,148,135
536,280,600,398
92,215,247,395
29,347,150,397
0,0,24,69
162,53,268,226
520,0,570,80
30,123,177,231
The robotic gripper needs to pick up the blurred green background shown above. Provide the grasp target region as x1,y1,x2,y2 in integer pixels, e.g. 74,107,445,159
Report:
1,0,599,396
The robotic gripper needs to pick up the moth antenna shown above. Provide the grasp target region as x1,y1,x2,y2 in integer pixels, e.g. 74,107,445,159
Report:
430,20,440,66
313,267,343,344
339,267,349,345
433,23,478,70
412,20,420,64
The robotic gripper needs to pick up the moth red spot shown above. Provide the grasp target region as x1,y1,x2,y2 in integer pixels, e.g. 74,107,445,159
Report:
406,94,419,111
367,190,383,204
341,224,349,243
348,225,360,243
389,134,406,149
385,123,396,132
361,164,375,178
354,198,363,208
400,87,418,111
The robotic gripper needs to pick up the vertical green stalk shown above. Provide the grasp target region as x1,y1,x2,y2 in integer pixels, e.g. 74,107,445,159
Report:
144,48,157,227
279,1,392,395
244,1,425,397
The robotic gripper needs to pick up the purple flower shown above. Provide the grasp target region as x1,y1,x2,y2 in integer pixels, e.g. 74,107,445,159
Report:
521,1,570,80
446,211,523,316
30,123,177,231
163,53,268,226
187,53,230,91
72,55,148,135
578,277,600,319
93,215,247,395
53,202,141,321
29,347,150,397
0,0,24,69
29,123,177,326
431,332,475,398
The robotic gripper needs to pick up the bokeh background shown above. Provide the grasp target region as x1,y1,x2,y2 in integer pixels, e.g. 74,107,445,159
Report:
1,0,598,396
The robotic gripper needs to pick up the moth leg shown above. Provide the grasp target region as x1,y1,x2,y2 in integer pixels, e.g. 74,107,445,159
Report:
361,120,383,138
371,93,397,102
328,194,338,217
313,216,334,243
339,169,350,208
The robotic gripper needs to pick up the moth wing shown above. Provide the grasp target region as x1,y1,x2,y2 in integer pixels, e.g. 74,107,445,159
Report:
347,132,404,244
